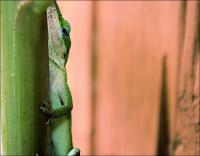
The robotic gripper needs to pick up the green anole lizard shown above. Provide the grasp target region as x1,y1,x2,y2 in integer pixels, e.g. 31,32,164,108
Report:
40,2,80,156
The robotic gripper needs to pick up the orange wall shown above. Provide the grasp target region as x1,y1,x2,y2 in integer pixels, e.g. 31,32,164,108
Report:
58,1,199,155
58,1,93,154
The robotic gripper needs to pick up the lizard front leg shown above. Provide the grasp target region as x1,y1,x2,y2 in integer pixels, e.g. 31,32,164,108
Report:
40,101,72,117
41,82,73,118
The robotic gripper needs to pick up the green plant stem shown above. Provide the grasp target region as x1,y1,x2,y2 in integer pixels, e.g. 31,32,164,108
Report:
1,1,53,155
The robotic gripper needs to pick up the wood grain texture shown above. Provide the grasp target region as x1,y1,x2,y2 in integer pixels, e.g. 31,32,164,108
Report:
175,1,200,155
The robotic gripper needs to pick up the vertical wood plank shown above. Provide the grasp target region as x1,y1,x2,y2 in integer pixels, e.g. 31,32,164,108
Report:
94,1,181,154
57,2,93,155
175,1,200,155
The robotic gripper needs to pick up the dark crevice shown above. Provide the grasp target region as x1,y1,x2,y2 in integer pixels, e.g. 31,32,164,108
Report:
90,1,97,155
177,0,187,61
157,56,170,156
176,1,187,102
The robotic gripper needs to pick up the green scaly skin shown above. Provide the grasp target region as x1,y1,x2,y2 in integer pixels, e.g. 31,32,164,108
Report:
40,2,80,156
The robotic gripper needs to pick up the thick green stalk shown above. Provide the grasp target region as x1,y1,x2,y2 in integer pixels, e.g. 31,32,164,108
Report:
1,1,53,155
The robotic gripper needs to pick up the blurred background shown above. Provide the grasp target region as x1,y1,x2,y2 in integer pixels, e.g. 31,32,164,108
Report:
58,1,199,155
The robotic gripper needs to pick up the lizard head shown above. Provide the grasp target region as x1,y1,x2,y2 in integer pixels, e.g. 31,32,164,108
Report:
47,3,72,67
60,18,71,65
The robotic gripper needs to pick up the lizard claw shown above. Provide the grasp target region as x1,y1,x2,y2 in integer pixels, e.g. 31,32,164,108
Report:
44,119,50,125
40,107,53,124
40,101,53,116
40,106,52,115
45,116,55,125
42,101,51,109
40,106,47,112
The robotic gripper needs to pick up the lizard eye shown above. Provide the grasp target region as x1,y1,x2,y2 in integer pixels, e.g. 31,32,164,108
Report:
61,27,69,36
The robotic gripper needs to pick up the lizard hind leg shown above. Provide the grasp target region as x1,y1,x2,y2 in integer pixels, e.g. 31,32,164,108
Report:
67,148,80,156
